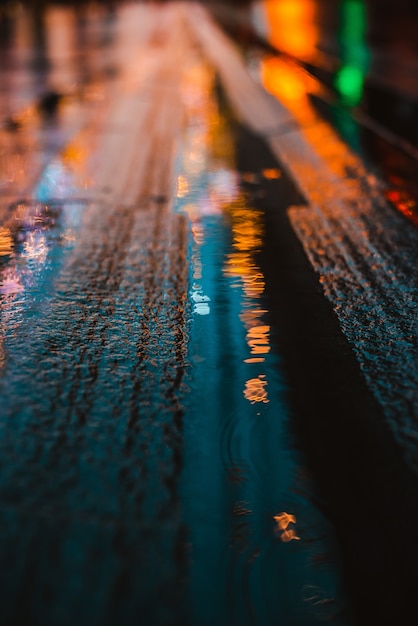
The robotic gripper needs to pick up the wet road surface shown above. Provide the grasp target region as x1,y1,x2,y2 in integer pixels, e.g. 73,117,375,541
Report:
0,2,418,626
199,0,418,469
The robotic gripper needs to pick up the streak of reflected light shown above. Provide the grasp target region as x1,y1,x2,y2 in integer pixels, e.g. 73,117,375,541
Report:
176,57,272,398
222,201,271,401
176,61,241,317
176,62,219,316
246,325,271,355
223,205,266,299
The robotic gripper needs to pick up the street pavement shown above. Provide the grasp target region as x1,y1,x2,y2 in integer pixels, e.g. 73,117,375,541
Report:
0,2,417,626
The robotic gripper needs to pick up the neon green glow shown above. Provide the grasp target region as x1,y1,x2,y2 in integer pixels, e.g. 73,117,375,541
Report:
341,0,367,42
335,0,369,106
335,65,364,105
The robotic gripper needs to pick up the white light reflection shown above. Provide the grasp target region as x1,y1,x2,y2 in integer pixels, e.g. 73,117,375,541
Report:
174,59,239,318
174,54,271,406
208,168,238,205
191,290,210,316
23,231,48,263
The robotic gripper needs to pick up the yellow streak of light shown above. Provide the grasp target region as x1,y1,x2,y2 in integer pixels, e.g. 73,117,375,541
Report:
180,53,273,398
223,199,271,385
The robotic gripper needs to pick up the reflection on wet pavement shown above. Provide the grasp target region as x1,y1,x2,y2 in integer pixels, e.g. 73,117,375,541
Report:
179,8,418,622
0,2,417,625
174,50,347,626
0,4,349,626
201,0,418,469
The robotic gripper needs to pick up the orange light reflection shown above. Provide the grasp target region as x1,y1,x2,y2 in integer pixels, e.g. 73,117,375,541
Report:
0,228,13,257
385,189,418,227
224,205,264,297
264,0,318,60
247,325,271,355
262,168,281,180
244,375,269,404
274,512,300,542
262,57,368,183
223,200,271,399
261,57,320,126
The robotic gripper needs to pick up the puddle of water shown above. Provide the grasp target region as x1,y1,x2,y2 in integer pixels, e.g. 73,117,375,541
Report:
175,58,349,626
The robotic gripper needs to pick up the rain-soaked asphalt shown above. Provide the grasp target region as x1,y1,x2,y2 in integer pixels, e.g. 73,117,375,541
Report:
0,2,417,626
